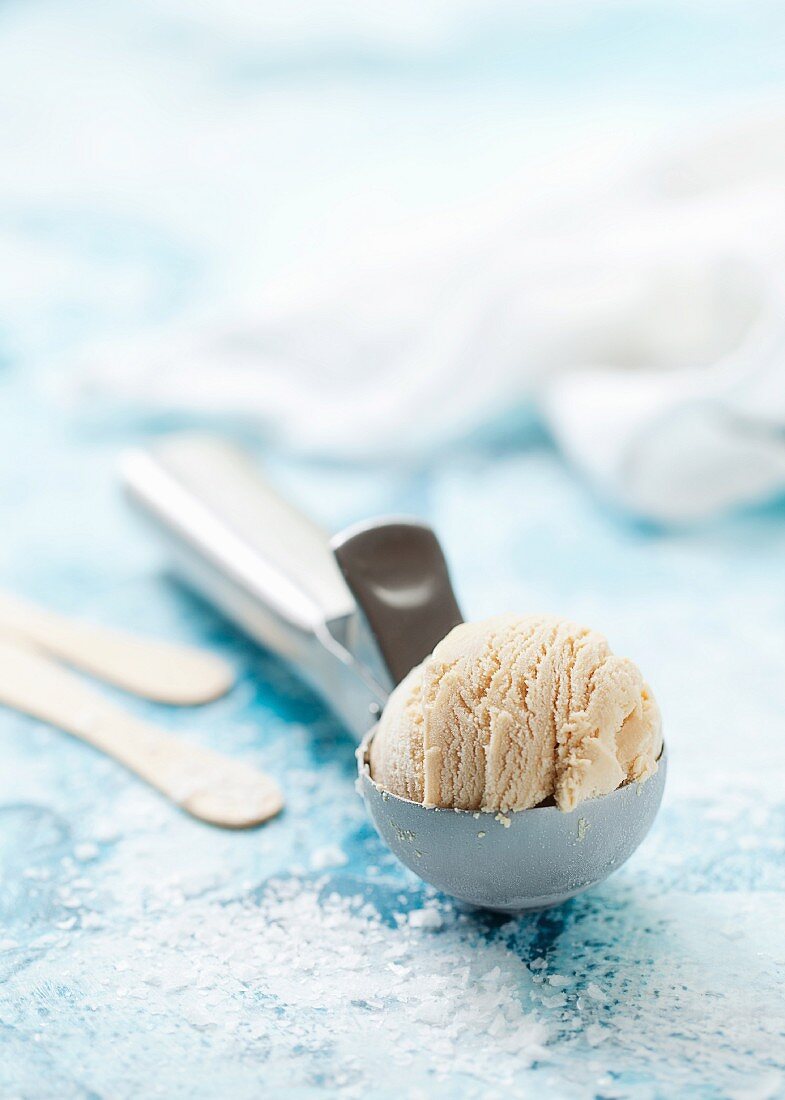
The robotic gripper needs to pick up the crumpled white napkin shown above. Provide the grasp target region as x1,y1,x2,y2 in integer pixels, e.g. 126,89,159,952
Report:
74,111,785,524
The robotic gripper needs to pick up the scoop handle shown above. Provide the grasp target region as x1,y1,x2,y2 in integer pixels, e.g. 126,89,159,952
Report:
122,435,385,738
124,435,354,633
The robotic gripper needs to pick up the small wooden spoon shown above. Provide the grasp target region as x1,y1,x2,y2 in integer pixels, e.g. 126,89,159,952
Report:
0,637,282,828
0,590,234,705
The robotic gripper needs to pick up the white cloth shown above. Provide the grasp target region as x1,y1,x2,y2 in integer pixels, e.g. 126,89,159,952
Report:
75,111,785,524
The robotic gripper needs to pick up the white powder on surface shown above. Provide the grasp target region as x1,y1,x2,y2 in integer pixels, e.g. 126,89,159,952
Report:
1,873,550,1098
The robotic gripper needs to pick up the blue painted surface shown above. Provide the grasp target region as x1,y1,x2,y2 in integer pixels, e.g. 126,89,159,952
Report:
1,3,785,1097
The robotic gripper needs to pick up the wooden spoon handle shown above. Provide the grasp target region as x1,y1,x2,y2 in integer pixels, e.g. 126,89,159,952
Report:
0,638,282,828
0,590,234,705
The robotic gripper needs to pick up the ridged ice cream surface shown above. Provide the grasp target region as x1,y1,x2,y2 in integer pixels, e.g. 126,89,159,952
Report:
369,614,662,813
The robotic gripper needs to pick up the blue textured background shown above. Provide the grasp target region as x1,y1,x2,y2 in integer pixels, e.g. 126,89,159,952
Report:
1,2,785,1097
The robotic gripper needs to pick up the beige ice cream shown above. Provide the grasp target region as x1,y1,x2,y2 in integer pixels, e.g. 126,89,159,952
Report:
370,613,662,813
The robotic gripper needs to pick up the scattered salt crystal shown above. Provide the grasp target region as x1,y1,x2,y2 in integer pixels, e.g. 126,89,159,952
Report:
407,909,443,931
74,842,99,862
309,844,348,871
530,958,548,970
487,1011,507,1036
494,813,511,828
187,1008,215,1030
585,981,607,1003
547,974,570,989
585,1024,608,1046
23,867,50,881
727,1070,784,1100
31,933,59,948
415,1000,449,1026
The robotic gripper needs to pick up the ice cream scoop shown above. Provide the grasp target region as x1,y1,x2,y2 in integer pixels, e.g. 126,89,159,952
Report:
124,434,666,911
334,521,666,911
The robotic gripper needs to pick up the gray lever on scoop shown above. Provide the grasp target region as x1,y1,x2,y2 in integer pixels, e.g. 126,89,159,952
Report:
331,519,464,687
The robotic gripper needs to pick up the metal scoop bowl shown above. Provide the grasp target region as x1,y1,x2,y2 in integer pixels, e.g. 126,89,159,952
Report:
358,731,666,912
124,435,667,913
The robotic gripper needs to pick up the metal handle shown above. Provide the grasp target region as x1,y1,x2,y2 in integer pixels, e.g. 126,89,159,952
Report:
122,435,387,737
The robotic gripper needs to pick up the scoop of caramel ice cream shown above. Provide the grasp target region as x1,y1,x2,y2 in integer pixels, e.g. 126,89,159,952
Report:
370,613,661,813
